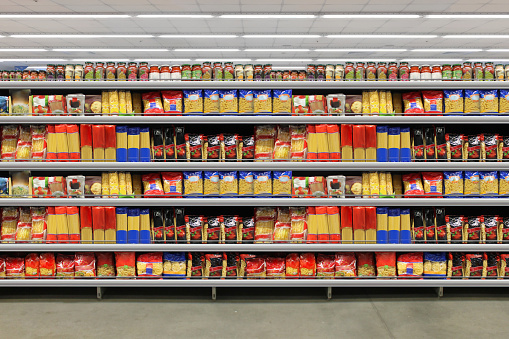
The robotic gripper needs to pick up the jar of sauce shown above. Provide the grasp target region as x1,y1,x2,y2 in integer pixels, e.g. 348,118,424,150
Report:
170,65,181,80
316,64,325,81
283,70,290,81
270,70,276,81
149,65,160,81
38,70,47,81
366,62,376,81
224,62,234,81
505,65,509,81
160,65,171,80
127,62,138,81
202,62,212,81
335,64,344,81
462,62,472,80
276,70,283,81
344,62,354,81
298,70,306,81
94,62,104,81
473,62,483,81
409,65,420,81
213,62,223,81
263,64,272,81
2,70,9,81
452,64,462,80
56,64,65,81
138,62,149,81
254,64,263,81
30,71,38,81
244,64,253,81
235,64,244,81
181,64,192,80
15,70,22,80
290,70,298,81
73,64,83,81
325,64,334,81
192,64,202,80
399,62,409,81
83,62,94,81
307,64,316,81
485,62,495,81
22,70,29,81
377,62,387,81
442,64,452,80
65,64,74,81
46,64,55,81
355,62,365,80
495,64,504,81
388,62,398,81
116,62,127,81
420,65,431,80
431,65,442,80
105,62,116,81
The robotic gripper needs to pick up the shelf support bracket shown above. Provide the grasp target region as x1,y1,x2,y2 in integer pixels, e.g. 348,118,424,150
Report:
211,287,217,301
97,286,104,300
327,287,332,300
435,286,443,298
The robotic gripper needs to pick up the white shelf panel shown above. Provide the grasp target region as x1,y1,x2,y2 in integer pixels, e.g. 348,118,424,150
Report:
1,80,508,90
0,243,504,252
1,161,508,171
0,279,505,288
0,198,506,206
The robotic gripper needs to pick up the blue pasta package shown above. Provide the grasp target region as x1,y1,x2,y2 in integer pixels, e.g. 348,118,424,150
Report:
480,90,498,115
444,90,464,115
183,90,203,115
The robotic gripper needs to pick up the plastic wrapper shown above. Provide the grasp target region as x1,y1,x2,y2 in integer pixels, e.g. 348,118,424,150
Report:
161,172,183,196
266,257,285,278
221,134,238,161
356,252,375,277
142,91,164,115
238,171,254,196
253,171,272,196
397,252,423,277
290,125,307,160
483,133,498,161
186,134,203,161
205,135,220,160
137,252,163,277
161,90,183,114
480,90,498,114
142,173,164,196
219,171,238,196
464,171,480,196
402,173,424,196
25,253,40,278
444,171,463,197
423,252,447,277
480,171,498,196
316,254,335,278
203,171,220,196
465,134,482,160
444,90,464,115
272,171,292,196
447,133,464,161
6,257,25,279
39,253,56,277
74,253,96,277
299,253,316,278
96,252,115,277
184,90,203,114
422,90,443,115
421,172,443,197
245,257,266,279
162,252,186,278
375,252,396,277
183,171,203,196
273,125,290,160
204,253,223,278
402,91,424,115
254,125,276,161
292,177,309,197
115,252,136,278
187,252,203,277
334,252,356,277
56,254,75,278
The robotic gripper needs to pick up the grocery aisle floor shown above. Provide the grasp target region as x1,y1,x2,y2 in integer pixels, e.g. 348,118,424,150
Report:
1,287,509,339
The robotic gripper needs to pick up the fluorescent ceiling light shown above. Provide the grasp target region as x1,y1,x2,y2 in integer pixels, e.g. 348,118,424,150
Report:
401,59,464,62
487,49,509,52
411,49,483,52
159,35,237,38
0,59,67,62
220,14,316,19
315,58,397,62
137,14,213,18
245,49,310,52
11,34,153,38
315,48,407,52
427,14,509,19
194,59,252,62
255,59,313,62
243,35,321,38
174,49,240,52
323,14,420,19
327,34,437,38
72,59,131,62
444,35,509,39
53,48,168,52
0,14,130,18
0,48,47,52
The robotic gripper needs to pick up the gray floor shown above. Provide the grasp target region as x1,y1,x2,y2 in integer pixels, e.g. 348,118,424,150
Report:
1,288,509,339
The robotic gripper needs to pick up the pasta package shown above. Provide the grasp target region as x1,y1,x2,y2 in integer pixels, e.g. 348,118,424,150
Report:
402,91,424,116
273,171,292,196
163,252,186,278
254,125,276,161
292,95,309,115
499,89,509,113
444,171,464,197
115,252,136,278
444,90,464,115
253,171,272,196
422,90,443,115
221,133,238,161
480,171,498,196
448,252,464,278
161,172,183,196
74,253,96,277
253,90,272,114
185,133,203,161
238,90,254,114
290,125,307,160
447,133,464,161
465,134,481,161
308,95,326,115
464,171,480,196
219,171,238,196
273,125,290,160
402,173,424,196
203,90,219,114
219,90,238,114
142,173,163,196
142,91,164,115
480,90,498,115
423,252,447,277
483,133,498,161
183,171,203,196
335,252,356,277
464,90,480,114
184,90,203,114
186,215,204,244
161,90,183,114
376,252,396,277
421,172,443,197
397,252,423,277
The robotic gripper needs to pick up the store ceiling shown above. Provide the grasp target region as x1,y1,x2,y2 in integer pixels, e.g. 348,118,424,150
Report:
1,0,509,68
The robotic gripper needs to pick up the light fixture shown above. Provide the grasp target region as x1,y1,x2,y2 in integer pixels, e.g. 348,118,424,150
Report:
220,14,316,19
0,48,47,52
174,49,240,52
72,59,131,62
323,14,420,19
245,49,310,52
243,35,321,38
411,49,483,52
427,14,509,19
315,58,397,62
11,34,154,38
137,14,214,18
53,48,168,52
255,59,314,62
159,35,238,38
0,14,130,18
315,48,407,52
401,59,464,62
133,59,192,62
326,34,437,38
0,59,67,62
487,49,509,52
194,59,252,62
444,35,509,39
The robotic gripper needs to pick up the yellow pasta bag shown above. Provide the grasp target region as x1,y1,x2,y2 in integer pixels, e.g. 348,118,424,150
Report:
362,91,370,115
119,90,127,114
109,90,119,115
379,172,387,196
369,172,380,197
386,91,394,114
101,91,110,115
101,172,110,197
362,172,370,197
379,91,387,114
369,90,379,115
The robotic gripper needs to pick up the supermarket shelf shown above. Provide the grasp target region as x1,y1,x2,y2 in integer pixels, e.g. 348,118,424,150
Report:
0,198,508,206
0,279,506,288
1,80,509,90
3,115,509,124
0,243,506,252
2,162,509,171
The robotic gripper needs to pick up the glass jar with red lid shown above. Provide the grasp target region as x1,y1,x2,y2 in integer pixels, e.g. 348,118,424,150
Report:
224,62,234,81
254,64,263,81
355,62,365,80
83,62,94,81
452,64,462,80
191,64,202,80
442,64,452,80
30,71,38,81
138,62,149,81
22,70,29,81
484,62,495,81
283,70,290,81
344,62,354,81
473,62,483,80
409,65,420,81
307,64,316,81
213,62,223,81
496,64,505,81
276,70,283,81
15,70,22,80
105,62,116,81
420,65,431,80
316,64,325,81
388,62,398,81
149,65,160,81
399,62,409,81
46,64,55,81
462,62,472,80
202,62,212,81
431,65,442,80
377,62,388,81
366,62,376,81
127,62,137,81
117,62,127,81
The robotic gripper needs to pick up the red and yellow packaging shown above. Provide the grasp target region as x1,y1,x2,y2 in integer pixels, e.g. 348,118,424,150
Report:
353,206,366,244
55,124,69,161
365,125,377,162
341,124,353,162
327,206,341,243
341,206,353,243
315,124,329,161
326,124,341,161
66,124,80,162
92,206,105,244
92,125,105,161
365,206,377,244
80,124,93,162
80,206,93,243
353,124,366,162
104,125,117,162
306,124,317,161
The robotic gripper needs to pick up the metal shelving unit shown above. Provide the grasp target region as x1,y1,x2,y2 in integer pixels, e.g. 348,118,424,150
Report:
1,198,507,206
0,162,508,171
0,243,505,252
1,80,509,90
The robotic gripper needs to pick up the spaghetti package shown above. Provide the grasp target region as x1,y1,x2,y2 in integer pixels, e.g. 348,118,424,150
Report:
483,133,499,161
205,135,220,161
1,125,19,160
254,207,276,243
334,252,356,277
165,126,176,161
402,91,424,115
221,133,238,161
187,252,204,277
254,125,276,161
273,207,291,243
240,135,254,160
142,91,164,115
273,125,291,161
185,134,204,161
290,207,307,243
424,127,435,161
341,124,353,162
289,125,307,161
447,133,464,161
435,127,447,161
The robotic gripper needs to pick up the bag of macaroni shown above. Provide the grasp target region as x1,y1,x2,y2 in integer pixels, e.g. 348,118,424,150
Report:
266,256,285,278
300,253,316,278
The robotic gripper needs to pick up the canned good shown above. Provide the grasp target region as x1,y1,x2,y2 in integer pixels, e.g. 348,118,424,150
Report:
149,65,160,81
420,65,431,80
409,65,420,81
105,62,116,81
170,65,181,80
335,64,344,81
224,62,234,81
65,64,74,81
116,62,127,81
399,62,409,81
307,64,316,81
138,62,149,81
127,62,138,81
181,64,192,80
377,62,387,81
234,64,244,81
244,64,253,81
191,64,202,80
442,64,452,80
84,62,94,81
160,65,171,80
